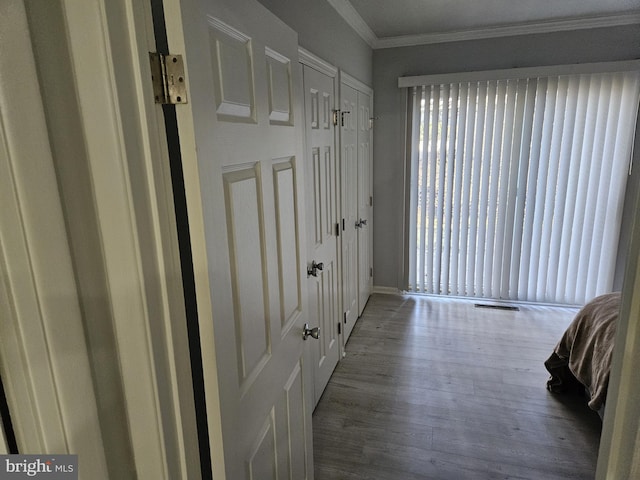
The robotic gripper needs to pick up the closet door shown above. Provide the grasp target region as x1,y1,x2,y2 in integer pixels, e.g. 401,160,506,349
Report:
357,90,373,315
340,82,359,343
340,74,373,343
302,61,340,406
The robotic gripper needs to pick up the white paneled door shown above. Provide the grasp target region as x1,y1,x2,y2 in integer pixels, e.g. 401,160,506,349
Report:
340,82,359,343
357,90,373,315
175,0,312,478
302,64,340,407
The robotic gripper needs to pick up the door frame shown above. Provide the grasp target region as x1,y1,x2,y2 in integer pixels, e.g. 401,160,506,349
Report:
60,1,201,476
0,2,108,467
597,169,640,477
59,1,640,477
1,0,202,478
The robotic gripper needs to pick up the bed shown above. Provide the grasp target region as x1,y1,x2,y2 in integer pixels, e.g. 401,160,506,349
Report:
544,292,621,417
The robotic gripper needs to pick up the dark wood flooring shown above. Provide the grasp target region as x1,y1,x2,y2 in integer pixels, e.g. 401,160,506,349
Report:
312,293,602,480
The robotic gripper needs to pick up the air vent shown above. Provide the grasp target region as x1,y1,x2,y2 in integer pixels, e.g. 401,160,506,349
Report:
474,303,519,312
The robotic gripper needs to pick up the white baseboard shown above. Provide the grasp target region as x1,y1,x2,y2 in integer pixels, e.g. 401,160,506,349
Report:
372,286,401,295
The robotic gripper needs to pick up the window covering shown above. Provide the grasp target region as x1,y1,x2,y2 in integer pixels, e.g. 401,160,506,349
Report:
407,70,640,304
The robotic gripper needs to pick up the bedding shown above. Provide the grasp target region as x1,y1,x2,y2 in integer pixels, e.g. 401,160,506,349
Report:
544,292,621,411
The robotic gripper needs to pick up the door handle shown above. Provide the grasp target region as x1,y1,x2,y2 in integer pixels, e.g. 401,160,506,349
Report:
341,111,351,127
307,260,324,277
302,323,320,340
355,218,367,228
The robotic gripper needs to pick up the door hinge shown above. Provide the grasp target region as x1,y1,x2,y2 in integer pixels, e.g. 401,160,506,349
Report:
332,109,340,126
342,218,345,231
338,322,342,335
343,312,347,324
150,52,188,105
369,195,373,207
370,267,373,278
335,223,340,236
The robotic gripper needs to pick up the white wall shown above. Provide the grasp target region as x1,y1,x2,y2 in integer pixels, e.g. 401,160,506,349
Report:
372,24,640,291
257,0,373,86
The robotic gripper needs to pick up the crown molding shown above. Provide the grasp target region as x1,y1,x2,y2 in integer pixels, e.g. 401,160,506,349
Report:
326,1,640,50
326,0,377,47
375,12,640,49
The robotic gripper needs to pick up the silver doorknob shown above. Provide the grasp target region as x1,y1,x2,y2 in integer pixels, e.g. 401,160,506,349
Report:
307,260,324,277
355,218,367,228
302,323,320,340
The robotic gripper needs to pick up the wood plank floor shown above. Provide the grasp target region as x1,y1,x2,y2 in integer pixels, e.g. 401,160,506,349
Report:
312,293,602,480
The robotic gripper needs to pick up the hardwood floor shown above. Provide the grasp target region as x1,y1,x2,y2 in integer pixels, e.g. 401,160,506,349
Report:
312,293,602,480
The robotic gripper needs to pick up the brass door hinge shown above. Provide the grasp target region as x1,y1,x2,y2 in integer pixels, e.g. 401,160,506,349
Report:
332,109,340,126
150,52,188,105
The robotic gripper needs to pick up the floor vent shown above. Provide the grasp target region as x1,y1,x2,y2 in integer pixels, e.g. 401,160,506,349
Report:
474,303,520,311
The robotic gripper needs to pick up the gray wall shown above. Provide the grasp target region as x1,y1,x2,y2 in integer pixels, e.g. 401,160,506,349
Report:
372,25,640,291
257,0,373,86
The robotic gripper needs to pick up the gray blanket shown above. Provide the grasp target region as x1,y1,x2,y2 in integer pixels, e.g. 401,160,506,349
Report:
544,292,621,411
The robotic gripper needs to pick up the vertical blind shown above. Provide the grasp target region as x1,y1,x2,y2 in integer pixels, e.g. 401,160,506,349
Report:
407,70,640,305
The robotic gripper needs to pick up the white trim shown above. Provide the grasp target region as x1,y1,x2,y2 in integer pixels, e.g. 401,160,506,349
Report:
298,47,338,78
325,3,640,50
113,1,202,478
59,0,201,478
340,70,373,95
62,0,170,476
377,13,640,49
0,1,109,473
163,0,227,478
207,15,252,42
326,0,377,47
398,60,640,88
372,286,401,295
266,46,291,65
597,167,640,477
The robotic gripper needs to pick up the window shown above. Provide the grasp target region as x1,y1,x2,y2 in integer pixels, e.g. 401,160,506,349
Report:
406,68,640,304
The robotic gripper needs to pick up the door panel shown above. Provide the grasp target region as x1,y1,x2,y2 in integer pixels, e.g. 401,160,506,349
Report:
303,65,340,406
357,90,373,315
341,83,359,342
177,0,312,478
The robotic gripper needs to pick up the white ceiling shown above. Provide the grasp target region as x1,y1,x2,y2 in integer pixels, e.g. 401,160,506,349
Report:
327,0,640,48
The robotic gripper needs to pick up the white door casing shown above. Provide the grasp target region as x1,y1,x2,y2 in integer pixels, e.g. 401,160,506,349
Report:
0,0,109,473
1,0,203,477
340,81,359,344
302,60,341,407
170,0,313,477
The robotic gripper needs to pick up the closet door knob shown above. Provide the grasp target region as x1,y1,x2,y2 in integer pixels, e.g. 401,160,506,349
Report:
302,323,320,340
